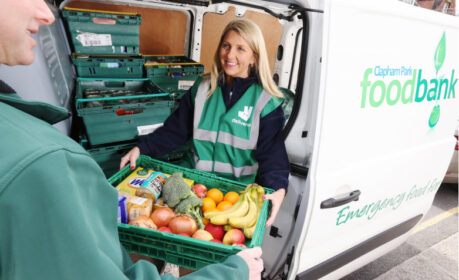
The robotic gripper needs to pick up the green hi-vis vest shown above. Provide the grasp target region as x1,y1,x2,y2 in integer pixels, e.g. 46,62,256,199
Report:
190,78,283,183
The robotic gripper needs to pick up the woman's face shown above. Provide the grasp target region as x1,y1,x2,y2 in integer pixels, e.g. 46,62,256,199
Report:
0,0,55,66
219,30,256,83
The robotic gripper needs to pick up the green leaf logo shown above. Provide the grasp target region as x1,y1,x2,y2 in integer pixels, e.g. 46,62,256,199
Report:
434,32,446,73
429,105,440,128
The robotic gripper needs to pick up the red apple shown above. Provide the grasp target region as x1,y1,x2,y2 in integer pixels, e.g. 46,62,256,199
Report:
222,229,245,245
178,233,191,237
158,226,172,233
192,184,208,198
232,243,247,248
192,229,213,241
204,223,225,241
210,239,223,244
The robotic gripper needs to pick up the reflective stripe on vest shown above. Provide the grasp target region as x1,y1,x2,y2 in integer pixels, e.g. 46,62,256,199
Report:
192,78,272,179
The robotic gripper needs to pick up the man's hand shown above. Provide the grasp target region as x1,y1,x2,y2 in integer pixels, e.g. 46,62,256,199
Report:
237,247,264,280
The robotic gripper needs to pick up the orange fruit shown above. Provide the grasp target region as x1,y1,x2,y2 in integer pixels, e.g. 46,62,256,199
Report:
223,191,240,204
217,201,233,211
202,197,216,212
204,206,219,213
207,188,224,204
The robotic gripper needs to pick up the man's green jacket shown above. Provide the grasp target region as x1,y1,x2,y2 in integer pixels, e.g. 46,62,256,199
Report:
0,88,249,280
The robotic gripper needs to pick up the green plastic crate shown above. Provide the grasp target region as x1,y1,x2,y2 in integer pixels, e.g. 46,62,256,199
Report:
72,55,145,78
144,55,204,97
84,141,136,178
76,78,173,146
62,7,141,55
108,155,273,270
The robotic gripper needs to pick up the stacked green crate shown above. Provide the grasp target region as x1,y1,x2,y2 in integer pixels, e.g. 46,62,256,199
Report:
83,141,137,178
144,55,204,103
62,7,141,55
72,55,145,78
76,78,173,146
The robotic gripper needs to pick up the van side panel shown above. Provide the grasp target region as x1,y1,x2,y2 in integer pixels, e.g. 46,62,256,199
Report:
291,0,459,278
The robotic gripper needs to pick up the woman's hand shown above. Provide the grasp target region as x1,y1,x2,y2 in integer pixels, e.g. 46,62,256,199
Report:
119,147,140,170
236,247,264,280
263,188,285,227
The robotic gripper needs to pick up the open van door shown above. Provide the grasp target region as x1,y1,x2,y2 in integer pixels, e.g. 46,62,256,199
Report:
291,0,458,279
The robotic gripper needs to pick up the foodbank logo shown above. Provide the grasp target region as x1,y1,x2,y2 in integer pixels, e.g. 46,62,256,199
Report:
360,32,456,128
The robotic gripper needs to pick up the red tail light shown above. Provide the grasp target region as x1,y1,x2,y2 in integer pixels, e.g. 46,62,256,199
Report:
455,135,458,150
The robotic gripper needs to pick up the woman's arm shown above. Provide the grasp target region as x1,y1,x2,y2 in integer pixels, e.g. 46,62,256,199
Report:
255,106,290,226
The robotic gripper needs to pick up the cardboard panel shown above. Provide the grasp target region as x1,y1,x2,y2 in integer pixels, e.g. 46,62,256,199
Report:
66,1,187,55
201,6,282,72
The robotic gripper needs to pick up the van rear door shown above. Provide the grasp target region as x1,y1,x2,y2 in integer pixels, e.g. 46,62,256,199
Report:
292,0,458,279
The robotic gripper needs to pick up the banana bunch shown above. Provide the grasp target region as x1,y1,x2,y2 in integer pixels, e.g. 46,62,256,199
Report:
242,184,265,239
204,184,265,239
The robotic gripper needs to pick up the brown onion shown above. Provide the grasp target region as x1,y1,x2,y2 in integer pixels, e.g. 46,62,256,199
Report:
169,215,198,236
129,216,157,230
150,207,175,228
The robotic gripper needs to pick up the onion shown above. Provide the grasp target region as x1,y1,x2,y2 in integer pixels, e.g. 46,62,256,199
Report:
129,216,157,230
169,215,198,236
150,207,175,228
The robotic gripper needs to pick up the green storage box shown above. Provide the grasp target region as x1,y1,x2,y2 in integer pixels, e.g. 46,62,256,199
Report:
76,78,173,146
72,55,145,78
62,7,141,55
85,141,136,178
108,155,273,270
144,55,204,100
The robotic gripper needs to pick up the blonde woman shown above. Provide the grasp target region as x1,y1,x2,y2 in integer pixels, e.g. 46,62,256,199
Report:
121,18,289,226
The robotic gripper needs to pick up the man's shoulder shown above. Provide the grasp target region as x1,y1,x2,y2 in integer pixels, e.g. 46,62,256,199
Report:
0,102,87,167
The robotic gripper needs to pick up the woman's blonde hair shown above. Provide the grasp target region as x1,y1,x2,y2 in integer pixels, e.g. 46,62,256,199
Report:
206,18,283,98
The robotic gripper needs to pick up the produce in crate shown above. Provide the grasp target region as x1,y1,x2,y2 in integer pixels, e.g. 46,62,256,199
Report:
243,185,266,238
162,172,196,208
128,216,157,230
207,188,224,204
204,223,225,241
223,191,240,204
161,172,206,230
192,184,207,198
150,207,175,228
158,226,172,233
205,194,249,225
174,196,205,229
222,229,245,245
169,215,198,236
192,229,214,241
228,192,259,228
204,184,265,239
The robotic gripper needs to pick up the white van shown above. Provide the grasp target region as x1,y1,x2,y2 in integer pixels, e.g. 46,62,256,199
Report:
1,0,457,279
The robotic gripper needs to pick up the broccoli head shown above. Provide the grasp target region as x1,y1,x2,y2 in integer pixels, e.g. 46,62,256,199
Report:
162,172,195,208
175,196,205,229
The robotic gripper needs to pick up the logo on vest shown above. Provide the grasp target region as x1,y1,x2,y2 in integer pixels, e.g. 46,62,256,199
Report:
238,106,253,121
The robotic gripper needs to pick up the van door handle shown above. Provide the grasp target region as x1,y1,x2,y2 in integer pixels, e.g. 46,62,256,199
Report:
320,190,361,209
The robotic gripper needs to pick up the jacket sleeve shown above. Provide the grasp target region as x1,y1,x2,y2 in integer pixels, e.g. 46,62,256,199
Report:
255,106,290,190
0,149,248,280
137,90,194,158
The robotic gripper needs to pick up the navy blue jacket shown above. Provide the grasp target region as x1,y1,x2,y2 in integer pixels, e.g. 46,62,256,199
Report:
138,76,290,190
